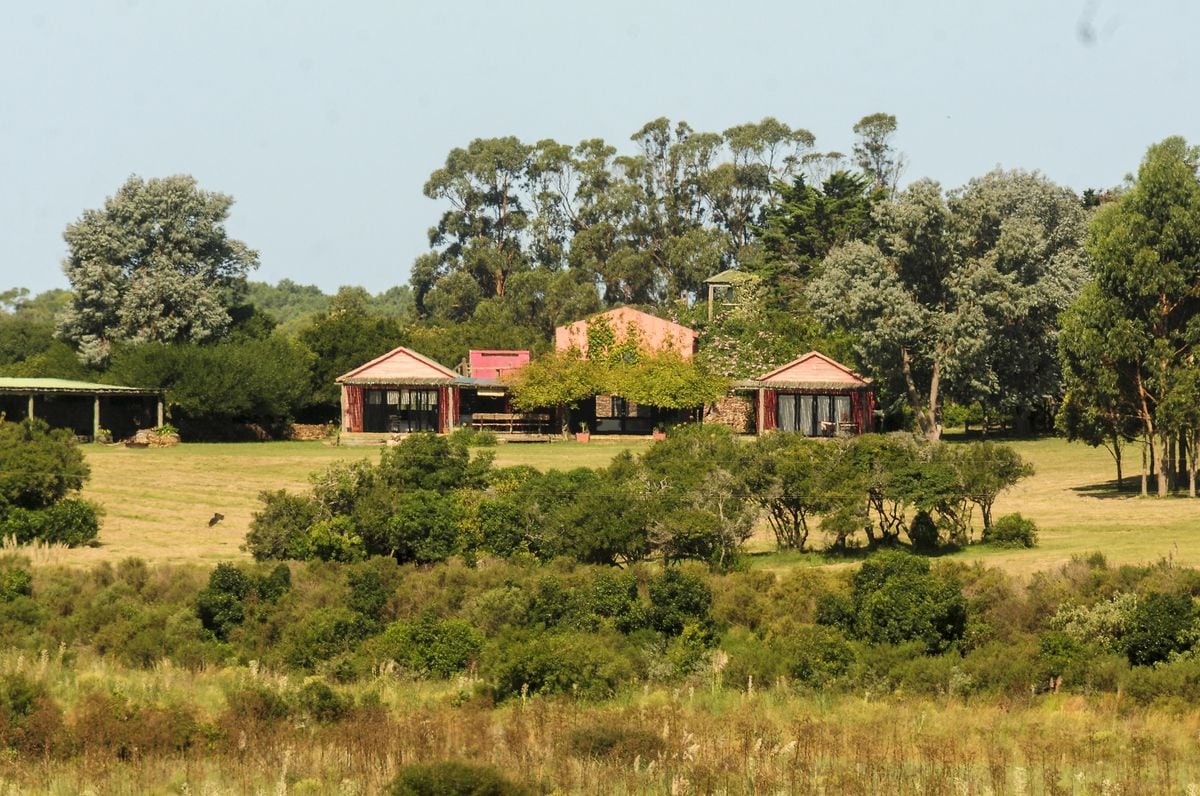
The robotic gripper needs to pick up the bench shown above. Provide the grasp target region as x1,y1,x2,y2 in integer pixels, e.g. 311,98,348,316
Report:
468,412,552,434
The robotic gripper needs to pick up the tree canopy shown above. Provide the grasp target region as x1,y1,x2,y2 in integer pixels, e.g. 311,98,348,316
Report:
58,175,259,365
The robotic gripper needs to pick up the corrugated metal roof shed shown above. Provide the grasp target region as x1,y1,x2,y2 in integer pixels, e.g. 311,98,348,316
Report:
0,378,159,395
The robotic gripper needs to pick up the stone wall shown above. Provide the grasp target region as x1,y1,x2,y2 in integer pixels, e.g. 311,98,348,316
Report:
705,394,754,434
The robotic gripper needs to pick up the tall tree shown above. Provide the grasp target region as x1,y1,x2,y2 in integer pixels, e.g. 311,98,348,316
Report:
1076,137,1200,496
852,113,905,195
58,175,258,365
419,137,534,305
946,170,1091,421
810,172,1088,440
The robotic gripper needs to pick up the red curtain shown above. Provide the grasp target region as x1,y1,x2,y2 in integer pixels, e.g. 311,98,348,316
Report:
344,385,364,433
763,390,777,431
438,386,450,432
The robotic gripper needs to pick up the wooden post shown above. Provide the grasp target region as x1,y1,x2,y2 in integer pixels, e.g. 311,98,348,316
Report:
93,396,101,440
156,398,164,427
27,394,34,420
707,283,716,322
756,388,765,435
339,384,346,431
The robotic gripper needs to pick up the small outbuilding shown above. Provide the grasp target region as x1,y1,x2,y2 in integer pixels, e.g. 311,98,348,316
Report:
0,377,163,440
336,347,459,434
738,352,875,436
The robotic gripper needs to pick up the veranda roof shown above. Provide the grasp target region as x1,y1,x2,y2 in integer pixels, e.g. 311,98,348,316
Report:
0,377,159,396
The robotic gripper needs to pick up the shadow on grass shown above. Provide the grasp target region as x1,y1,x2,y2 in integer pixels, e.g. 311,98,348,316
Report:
746,540,999,570
1071,480,1153,500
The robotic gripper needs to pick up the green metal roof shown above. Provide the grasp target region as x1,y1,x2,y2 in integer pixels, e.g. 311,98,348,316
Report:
703,268,757,285
0,377,159,395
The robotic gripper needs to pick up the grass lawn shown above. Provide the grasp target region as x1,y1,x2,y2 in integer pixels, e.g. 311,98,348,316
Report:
47,434,1198,574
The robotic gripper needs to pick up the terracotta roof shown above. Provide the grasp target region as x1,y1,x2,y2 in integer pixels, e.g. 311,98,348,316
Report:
336,346,458,383
756,351,871,386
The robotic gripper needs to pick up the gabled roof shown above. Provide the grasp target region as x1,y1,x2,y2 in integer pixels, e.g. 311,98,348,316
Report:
755,351,872,387
336,346,458,384
703,268,756,285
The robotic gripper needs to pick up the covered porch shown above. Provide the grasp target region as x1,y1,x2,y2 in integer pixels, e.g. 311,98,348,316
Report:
0,378,163,441
337,347,459,436
736,352,876,436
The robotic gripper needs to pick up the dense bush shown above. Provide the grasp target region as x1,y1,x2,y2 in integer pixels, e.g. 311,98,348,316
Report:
108,337,314,438
845,551,967,653
984,513,1039,548
0,419,99,546
483,631,636,700
1124,591,1198,666
378,612,483,677
388,760,530,796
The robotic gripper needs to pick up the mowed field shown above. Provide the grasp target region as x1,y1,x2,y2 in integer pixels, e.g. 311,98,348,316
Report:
44,435,1200,574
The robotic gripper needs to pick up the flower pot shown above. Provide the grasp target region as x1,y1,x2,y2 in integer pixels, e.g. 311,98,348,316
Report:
575,432,591,443
652,431,667,441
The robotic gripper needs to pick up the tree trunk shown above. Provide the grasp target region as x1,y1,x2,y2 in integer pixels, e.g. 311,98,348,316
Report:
898,346,940,441
1141,438,1148,498
1113,433,1123,491
1156,433,1169,498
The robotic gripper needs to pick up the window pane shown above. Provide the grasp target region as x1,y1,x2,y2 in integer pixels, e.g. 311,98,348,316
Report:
835,395,852,424
777,394,796,431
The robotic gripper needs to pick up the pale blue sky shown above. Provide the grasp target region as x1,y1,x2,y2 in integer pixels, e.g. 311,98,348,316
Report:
1,0,1196,296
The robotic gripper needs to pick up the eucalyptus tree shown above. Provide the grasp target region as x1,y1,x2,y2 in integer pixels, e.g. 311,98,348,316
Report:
1073,137,1200,496
419,137,534,304
58,175,259,365
946,170,1091,421
852,112,906,195
809,171,1088,439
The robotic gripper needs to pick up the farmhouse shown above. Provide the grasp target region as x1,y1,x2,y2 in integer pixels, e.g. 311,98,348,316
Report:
555,307,700,435
555,306,697,359
0,377,163,440
738,351,876,436
336,346,459,435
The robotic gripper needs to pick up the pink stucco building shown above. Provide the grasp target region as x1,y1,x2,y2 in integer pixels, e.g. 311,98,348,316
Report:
554,307,698,359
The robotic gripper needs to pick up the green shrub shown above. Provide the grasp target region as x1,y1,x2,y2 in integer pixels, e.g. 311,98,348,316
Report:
984,513,1039,548
0,499,100,547
450,426,498,447
282,608,372,670
567,719,666,761
775,625,855,687
196,563,252,640
483,631,634,700
1125,591,1198,666
0,672,63,755
296,680,349,723
1122,656,1200,706
222,684,291,725
388,760,530,796
379,613,482,678
851,551,967,653
0,567,33,601
647,567,712,636
907,510,939,553
246,490,323,560
0,418,90,510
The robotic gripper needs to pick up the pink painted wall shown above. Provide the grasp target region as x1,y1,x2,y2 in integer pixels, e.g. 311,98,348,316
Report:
554,307,697,359
469,350,530,379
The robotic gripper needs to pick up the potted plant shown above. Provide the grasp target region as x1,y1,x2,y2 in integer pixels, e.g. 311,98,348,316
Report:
652,423,667,441
575,422,591,443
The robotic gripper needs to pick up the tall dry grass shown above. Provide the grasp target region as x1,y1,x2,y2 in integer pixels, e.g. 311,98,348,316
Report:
2,647,1199,794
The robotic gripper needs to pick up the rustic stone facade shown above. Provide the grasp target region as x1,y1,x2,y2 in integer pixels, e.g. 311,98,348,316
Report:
704,394,754,433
